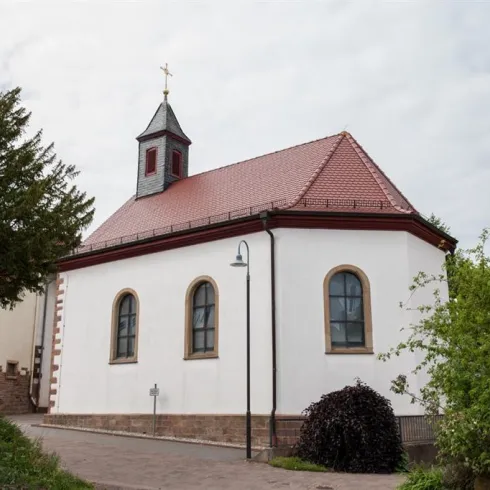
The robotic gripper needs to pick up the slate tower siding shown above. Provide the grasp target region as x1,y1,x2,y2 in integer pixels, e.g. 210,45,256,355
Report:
135,100,191,199
136,138,166,198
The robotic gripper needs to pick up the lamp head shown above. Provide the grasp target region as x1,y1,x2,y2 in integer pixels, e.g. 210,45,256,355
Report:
230,253,247,268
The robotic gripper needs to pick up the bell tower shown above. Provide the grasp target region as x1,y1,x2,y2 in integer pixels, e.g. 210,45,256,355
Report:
135,64,192,199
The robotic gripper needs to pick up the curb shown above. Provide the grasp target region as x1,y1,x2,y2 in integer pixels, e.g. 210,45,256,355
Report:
36,423,266,453
93,482,161,490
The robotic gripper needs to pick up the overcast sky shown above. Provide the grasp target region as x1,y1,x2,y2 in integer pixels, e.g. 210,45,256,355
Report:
1,1,489,249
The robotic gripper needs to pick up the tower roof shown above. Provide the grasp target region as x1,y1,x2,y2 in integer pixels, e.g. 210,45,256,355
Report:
137,99,192,144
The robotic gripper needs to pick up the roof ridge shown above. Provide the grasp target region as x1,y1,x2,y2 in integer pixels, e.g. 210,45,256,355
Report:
282,133,345,209
343,132,414,214
184,133,343,181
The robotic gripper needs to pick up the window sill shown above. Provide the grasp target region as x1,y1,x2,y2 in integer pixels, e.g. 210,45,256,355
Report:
5,375,18,380
184,353,219,361
109,358,138,365
326,348,374,355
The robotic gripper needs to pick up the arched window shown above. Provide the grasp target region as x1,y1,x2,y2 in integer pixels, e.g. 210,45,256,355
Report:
185,277,219,359
324,265,373,354
110,289,139,363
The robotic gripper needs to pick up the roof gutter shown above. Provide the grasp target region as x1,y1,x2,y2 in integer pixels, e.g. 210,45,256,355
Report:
59,208,457,273
275,209,458,248
260,211,277,447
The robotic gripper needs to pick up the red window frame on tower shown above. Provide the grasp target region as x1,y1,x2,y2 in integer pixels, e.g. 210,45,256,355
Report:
171,150,183,178
145,148,157,176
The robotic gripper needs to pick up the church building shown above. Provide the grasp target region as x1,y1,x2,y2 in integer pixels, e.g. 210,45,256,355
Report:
43,80,456,448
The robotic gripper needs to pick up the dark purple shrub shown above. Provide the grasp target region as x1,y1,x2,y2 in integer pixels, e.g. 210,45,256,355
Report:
296,379,403,473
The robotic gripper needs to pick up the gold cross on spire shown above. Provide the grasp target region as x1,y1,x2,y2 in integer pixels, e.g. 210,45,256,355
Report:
160,63,172,98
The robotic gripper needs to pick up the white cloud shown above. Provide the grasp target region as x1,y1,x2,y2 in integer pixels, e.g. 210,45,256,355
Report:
1,0,489,247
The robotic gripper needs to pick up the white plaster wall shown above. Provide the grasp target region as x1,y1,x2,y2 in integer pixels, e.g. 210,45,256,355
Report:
32,280,56,408
406,233,448,401
53,226,447,418
275,228,447,416
53,232,273,415
0,292,37,370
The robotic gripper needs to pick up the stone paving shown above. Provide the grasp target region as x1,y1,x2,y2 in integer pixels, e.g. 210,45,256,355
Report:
10,415,404,490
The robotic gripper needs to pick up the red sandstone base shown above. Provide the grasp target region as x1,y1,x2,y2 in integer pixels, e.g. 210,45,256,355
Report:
43,414,305,447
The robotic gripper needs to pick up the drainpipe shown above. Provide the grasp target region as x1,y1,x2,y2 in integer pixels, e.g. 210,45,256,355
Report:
29,281,50,410
28,291,40,410
260,212,277,447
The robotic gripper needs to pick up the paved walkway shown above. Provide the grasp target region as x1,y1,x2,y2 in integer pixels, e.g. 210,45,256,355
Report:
10,415,404,490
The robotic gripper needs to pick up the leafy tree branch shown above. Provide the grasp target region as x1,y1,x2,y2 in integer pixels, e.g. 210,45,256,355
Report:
0,87,94,308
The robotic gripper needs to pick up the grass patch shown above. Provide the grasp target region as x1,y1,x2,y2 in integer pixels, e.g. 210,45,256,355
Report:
0,416,93,489
398,465,444,490
269,456,328,472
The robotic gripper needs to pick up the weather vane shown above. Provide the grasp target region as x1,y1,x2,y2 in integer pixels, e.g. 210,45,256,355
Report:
160,63,172,98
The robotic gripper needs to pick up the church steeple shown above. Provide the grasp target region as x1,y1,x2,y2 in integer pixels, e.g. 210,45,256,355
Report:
135,64,191,199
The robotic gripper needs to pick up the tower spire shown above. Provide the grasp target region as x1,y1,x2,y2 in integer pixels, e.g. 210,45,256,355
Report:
160,63,172,100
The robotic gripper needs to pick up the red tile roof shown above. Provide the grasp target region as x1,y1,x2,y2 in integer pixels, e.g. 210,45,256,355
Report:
84,132,417,247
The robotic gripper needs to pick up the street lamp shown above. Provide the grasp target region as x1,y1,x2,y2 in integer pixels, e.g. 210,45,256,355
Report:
230,240,252,459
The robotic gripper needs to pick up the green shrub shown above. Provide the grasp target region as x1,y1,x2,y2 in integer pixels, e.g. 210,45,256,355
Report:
441,461,475,490
296,379,404,473
396,451,410,474
0,416,92,489
398,466,444,490
380,230,490,477
269,457,328,472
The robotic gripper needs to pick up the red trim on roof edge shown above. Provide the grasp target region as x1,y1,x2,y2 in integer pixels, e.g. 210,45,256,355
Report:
58,212,456,272
276,211,455,251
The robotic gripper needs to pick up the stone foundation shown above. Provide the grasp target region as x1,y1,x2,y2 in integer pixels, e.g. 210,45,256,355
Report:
44,413,278,447
275,418,304,446
0,369,31,414
42,413,438,463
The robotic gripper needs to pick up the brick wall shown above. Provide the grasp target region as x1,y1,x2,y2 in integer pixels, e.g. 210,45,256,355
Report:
0,368,31,414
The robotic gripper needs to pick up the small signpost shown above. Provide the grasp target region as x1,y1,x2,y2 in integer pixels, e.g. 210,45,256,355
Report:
150,383,159,436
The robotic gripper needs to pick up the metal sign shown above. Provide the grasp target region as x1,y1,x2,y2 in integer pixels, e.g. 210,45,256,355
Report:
150,383,159,436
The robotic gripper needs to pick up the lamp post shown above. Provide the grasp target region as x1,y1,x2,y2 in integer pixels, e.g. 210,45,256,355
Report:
230,240,251,459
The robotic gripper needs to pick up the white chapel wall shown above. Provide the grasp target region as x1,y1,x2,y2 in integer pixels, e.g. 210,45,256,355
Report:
274,228,448,416
52,226,448,418
406,232,449,403
53,231,273,415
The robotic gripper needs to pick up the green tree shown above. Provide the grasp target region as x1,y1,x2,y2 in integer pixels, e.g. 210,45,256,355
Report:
0,87,94,309
379,229,490,477
426,213,451,235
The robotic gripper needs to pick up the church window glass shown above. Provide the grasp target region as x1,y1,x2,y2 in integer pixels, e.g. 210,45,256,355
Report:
324,265,373,354
111,289,139,363
185,277,219,359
